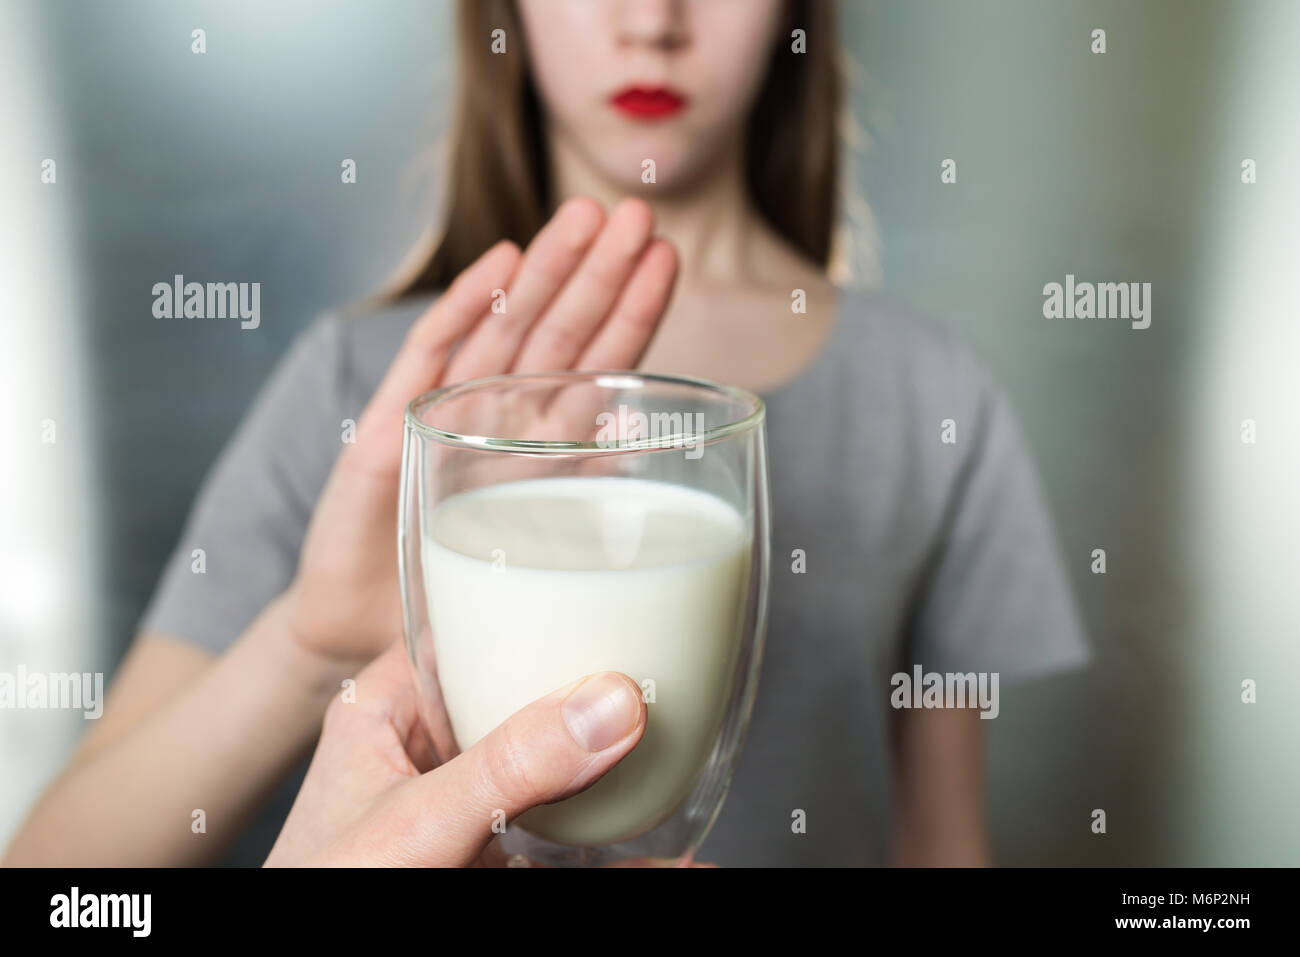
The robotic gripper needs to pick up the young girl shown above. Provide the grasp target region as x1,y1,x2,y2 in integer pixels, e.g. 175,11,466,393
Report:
6,0,1086,866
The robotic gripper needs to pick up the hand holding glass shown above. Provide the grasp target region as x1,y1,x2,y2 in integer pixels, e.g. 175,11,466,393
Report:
399,371,770,867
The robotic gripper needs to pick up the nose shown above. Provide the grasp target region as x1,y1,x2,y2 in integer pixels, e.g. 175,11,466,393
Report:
615,0,689,50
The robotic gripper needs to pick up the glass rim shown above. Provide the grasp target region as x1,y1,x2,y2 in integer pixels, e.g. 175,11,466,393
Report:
404,370,765,453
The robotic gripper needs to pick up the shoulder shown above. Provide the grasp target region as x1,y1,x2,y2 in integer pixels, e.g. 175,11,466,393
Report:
835,288,996,393
830,287,1005,440
824,288,1058,538
296,292,439,407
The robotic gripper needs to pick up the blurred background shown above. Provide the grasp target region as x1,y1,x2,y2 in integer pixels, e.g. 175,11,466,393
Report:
2,0,1297,864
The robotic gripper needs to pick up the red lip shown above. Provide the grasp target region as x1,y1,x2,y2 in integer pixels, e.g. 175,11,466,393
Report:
610,86,687,119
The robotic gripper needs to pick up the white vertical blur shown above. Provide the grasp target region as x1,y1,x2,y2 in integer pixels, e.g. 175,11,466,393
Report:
1185,0,1300,864
0,3,104,846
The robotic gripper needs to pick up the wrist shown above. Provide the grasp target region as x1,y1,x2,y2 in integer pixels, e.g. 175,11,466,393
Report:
270,586,370,708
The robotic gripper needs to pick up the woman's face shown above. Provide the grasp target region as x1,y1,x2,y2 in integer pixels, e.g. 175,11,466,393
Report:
517,0,786,192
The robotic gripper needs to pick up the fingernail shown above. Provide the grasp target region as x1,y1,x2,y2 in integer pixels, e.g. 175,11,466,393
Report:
562,673,640,752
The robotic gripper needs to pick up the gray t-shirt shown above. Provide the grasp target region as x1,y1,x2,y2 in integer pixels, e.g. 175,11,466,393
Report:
140,288,1089,866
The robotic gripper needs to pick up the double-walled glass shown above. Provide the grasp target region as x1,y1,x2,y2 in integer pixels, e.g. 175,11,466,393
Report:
398,371,770,867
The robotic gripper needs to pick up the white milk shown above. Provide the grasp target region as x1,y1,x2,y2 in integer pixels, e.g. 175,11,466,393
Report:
422,476,752,847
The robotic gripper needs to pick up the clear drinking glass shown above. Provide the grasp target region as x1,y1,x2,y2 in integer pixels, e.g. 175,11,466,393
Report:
398,371,770,867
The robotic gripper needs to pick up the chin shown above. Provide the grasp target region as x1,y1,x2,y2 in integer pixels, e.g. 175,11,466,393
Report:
594,142,712,194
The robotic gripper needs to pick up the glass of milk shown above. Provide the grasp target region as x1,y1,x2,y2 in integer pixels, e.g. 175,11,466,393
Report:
398,371,770,867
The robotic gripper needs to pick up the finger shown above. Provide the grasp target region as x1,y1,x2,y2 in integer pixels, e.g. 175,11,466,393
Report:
476,855,716,868
442,197,605,383
511,198,656,372
406,622,455,771
575,238,678,370
349,239,522,477
394,671,646,867
533,239,678,433
275,642,428,863
604,857,720,868
339,639,416,719
333,639,433,772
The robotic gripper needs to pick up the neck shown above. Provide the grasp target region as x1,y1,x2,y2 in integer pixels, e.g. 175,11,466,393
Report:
548,132,765,286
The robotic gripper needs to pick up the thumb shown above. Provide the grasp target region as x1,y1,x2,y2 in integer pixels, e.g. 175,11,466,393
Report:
394,672,646,867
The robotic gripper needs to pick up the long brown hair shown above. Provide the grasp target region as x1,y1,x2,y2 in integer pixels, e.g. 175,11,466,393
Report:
399,0,840,296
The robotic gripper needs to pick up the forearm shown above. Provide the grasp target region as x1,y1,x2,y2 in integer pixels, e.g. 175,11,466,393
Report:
888,707,992,867
889,806,992,866
3,596,350,866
